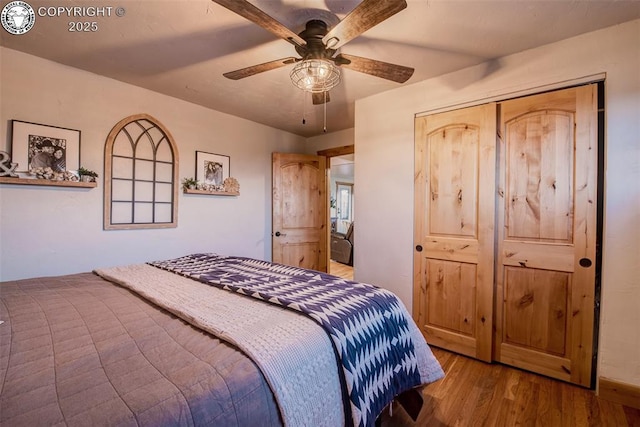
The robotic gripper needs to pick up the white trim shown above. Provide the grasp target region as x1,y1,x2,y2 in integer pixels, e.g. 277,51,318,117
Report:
415,73,606,118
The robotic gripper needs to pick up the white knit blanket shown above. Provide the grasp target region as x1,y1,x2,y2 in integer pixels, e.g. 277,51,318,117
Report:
95,263,344,427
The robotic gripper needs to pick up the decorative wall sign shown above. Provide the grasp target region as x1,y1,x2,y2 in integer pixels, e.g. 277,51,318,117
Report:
104,113,178,230
195,151,230,189
11,120,80,174
0,150,18,177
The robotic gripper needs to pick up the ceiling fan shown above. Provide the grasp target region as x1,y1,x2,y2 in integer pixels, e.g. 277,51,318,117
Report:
212,0,414,104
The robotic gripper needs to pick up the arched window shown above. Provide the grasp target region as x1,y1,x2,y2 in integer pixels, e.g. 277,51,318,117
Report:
104,114,178,230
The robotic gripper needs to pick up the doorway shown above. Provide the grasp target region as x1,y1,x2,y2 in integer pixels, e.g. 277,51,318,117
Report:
318,145,355,279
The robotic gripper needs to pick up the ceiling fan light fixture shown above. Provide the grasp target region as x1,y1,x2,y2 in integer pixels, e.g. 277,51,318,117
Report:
290,59,341,93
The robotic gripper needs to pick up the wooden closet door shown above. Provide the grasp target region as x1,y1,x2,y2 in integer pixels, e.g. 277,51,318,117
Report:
414,103,497,362
495,85,598,387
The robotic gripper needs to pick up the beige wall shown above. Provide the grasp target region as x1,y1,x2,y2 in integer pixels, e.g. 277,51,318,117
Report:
306,127,354,153
345,20,639,388
0,47,305,281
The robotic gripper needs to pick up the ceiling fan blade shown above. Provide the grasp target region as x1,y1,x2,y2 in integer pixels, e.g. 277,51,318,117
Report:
322,0,407,49
223,57,298,80
312,92,331,105
211,0,306,47
335,53,414,83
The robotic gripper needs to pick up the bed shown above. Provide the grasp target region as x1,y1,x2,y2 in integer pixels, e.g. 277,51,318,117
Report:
0,254,443,426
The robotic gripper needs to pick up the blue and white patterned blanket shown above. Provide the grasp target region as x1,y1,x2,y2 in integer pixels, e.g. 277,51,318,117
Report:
149,254,440,427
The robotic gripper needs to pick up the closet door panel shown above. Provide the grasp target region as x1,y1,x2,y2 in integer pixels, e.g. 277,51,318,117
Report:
414,103,496,362
495,85,598,387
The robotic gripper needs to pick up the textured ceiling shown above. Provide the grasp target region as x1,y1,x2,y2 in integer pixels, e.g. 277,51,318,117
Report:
2,0,639,137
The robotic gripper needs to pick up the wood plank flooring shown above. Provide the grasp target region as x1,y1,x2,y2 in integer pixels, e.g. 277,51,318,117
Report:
329,260,353,280
380,347,640,427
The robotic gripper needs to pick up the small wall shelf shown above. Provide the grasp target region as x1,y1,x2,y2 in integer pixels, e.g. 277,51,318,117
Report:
0,177,97,188
183,188,239,196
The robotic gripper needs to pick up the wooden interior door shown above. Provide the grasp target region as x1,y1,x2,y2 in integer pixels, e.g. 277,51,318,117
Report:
495,85,598,387
414,103,497,362
272,152,328,272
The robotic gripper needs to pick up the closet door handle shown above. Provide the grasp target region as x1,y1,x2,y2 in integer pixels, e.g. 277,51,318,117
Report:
415,245,423,252
579,258,592,268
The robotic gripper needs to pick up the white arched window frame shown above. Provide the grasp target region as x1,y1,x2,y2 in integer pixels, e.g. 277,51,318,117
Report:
103,114,179,230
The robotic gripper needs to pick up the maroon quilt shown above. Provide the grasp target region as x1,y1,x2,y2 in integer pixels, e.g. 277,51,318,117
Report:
0,273,281,426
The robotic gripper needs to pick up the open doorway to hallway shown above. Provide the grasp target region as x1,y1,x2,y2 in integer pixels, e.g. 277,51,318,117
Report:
317,145,355,278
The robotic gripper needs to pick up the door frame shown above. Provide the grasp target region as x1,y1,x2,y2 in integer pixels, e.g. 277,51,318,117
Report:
335,181,354,233
412,81,604,388
318,144,355,267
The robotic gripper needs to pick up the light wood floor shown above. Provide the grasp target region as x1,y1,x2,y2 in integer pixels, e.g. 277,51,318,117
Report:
329,260,353,280
380,347,640,427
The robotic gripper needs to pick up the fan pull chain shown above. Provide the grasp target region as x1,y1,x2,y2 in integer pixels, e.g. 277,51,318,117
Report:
323,90,327,133
302,91,307,125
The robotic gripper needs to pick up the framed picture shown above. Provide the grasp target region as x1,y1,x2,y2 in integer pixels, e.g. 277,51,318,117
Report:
11,120,81,174
195,151,230,186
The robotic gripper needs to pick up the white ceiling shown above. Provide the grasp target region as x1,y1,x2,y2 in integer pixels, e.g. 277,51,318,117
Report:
2,1,639,137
